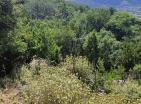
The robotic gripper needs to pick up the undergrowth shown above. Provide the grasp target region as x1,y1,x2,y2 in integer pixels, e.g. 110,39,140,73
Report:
1,57,141,104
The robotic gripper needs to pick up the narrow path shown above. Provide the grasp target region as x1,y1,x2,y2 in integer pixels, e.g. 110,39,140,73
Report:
0,86,20,104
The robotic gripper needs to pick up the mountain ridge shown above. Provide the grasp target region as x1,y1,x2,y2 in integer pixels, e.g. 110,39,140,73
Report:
67,0,141,17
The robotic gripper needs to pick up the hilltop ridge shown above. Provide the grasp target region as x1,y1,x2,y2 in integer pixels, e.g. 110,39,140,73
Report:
67,0,141,17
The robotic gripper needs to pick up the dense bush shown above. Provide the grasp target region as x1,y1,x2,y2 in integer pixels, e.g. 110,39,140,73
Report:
106,79,141,99
19,65,141,104
21,66,92,104
63,56,93,83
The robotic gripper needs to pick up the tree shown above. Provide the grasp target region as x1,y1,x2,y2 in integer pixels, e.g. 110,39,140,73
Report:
23,0,80,21
0,0,15,33
69,13,87,38
106,12,135,40
69,8,115,38
0,0,17,78
23,0,56,19
121,39,136,72
83,31,99,90
96,29,121,71
86,8,115,32
16,19,60,64
135,36,141,64
83,31,99,71
54,27,74,58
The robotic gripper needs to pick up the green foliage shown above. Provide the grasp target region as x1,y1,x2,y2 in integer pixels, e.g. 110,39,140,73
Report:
121,39,136,72
29,20,60,62
107,79,141,99
18,65,141,104
83,31,99,65
63,56,93,83
96,29,122,71
54,27,74,58
21,66,92,104
104,66,124,81
134,36,141,63
1,0,141,103
12,18,60,64
23,0,56,19
133,64,141,71
69,12,88,37
69,8,114,37
106,12,136,40
23,0,86,22
86,8,115,32
0,0,17,77
0,0,15,44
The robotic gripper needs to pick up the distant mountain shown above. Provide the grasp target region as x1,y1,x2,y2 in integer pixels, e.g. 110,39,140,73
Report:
67,0,141,17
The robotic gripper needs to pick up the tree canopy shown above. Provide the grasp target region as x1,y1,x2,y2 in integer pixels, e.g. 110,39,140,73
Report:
0,0,141,77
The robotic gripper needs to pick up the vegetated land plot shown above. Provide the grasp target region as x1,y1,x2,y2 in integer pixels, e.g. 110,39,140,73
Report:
0,65,141,104
0,0,141,104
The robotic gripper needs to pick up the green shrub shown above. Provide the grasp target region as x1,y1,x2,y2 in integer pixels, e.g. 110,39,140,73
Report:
106,79,141,99
19,65,141,104
21,67,92,104
104,66,124,81
133,64,141,71
63,56,93,83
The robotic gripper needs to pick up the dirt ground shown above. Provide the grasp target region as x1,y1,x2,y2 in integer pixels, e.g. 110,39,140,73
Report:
0,85,22,104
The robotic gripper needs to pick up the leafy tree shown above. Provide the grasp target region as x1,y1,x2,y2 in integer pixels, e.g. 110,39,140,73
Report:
23,0,56,19
96,29,121,71
83,31,100,90
86,8,115,32
0,0,17,77
69,12,87,38
15,0,27,4
23,0,84,21
135,36,141,64
1,0,141,82
121,39,136,72
18,19,60,64
54,27,74,58
106,12,135,40
83,31,99,70
69,8,115,38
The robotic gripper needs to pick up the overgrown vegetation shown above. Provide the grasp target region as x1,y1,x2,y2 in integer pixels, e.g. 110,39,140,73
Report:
16,62,141,104
0,0,141,103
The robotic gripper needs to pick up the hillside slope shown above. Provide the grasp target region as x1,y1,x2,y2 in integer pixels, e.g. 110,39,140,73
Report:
67,0,141,17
